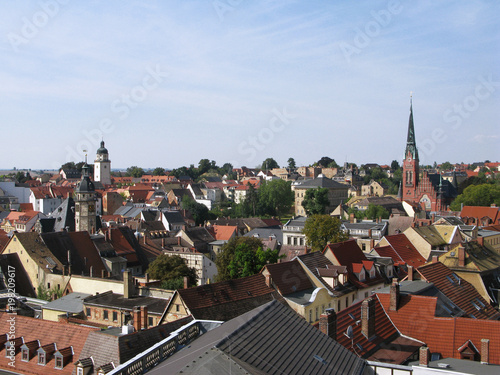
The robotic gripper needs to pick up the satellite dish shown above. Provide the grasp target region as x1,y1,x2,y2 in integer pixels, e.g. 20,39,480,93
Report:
344,325,353,339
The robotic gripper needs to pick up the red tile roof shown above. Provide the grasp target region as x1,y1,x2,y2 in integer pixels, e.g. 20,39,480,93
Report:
377,293,500,364
206,225,237,241
30,186,73,199
379,233,427,268
0,313,98,374
417,261,500,320
336,297,421,363
460,206,500,223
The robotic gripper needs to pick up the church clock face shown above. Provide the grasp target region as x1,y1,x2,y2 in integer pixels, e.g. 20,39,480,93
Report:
88,204,95,213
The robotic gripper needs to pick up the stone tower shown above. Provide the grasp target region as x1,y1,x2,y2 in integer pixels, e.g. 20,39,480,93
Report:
75,161,97,233
94,140,111,185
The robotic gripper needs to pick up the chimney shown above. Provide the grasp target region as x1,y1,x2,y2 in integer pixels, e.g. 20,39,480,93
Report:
183,276,189,289
481,338,490,365
369,239,375,251
145,273,149,283
89,266,93,278
458,246,465,267
368,229,372,238
140,305,148,330
177,236,181,246
407,265,414,281
390,279,400,311
432,255,439,264
133,306,141,332
419,346,430,366
350,213,355,224
477,236,484,246
161,237,165,248
361,298,376,339
319,308,337,340
124,271,133,298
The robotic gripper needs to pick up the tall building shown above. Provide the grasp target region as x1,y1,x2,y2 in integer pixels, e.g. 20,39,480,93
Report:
401,98,457,211
94,140,111,185
75,161,97,233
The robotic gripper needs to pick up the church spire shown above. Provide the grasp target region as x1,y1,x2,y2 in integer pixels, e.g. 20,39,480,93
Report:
405,94,419,160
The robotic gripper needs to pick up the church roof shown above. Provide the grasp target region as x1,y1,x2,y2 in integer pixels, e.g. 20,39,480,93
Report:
405,97,419,160
96,140,108,154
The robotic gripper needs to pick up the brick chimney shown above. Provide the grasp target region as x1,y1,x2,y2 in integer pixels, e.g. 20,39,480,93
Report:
140,305,148,330
390,279,400,311
123,270,134,299
458,245,465,267
361,298,376,339
481,339,489,365
419,346,430,367
183,276,189,289
319,308,337,340
431,255,439,264
133,306,141,332
177,236,181,246
407,265,414,281
477,236,484,246
350,213,355,224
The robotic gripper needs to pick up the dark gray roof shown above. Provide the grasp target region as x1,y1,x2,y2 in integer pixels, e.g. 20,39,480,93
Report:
162,211,185,224
295,176,348,189
83,291,168,314
49,197,75,232
244,227,283,244
284,215,307,228
150,300,366,375
42,292,91,314
342,221,387,231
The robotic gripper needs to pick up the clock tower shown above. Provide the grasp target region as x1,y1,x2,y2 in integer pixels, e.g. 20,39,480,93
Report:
75,160,97,233
94,140,111,185
402,97,419,201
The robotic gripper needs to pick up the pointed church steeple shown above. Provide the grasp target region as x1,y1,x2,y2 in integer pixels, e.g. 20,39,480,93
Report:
405,95,419,160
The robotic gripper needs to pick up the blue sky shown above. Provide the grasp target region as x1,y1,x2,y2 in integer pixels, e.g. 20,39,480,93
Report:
1,0,499,170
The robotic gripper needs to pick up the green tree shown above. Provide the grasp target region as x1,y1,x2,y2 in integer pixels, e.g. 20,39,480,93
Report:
316,156,337,168
215,237,269,281
364,204,390,220
302,215,348,252
126,166,145,178
37,285,63,301
302,187,330,215
152,167,165,176
261,158,279,171
440,161,453,171
181,196,214,226
257,179,294,218
450,184,500,211
146,254,197,287
243,183,259,217
287,157,296,169
347,206,364,221
391,160,400,170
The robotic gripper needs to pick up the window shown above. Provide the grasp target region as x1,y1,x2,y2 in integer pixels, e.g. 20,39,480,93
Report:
175,304,180,312
149,317,154,327
309,309,312,323
103,310,109,320
86,308,91,317
22,349,29,362
38,352,46,365
77,368,84,375
55,356,63,369
113,311,118,322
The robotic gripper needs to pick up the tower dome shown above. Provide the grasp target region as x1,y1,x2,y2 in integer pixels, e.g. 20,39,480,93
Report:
97,140,108,155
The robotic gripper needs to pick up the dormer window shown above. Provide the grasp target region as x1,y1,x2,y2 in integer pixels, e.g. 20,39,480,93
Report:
38,351,46,365
21,348,29,361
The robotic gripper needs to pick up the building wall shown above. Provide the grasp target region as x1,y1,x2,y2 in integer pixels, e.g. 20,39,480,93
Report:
163,293,189,323
403,227,433,261
83,304,162,327
68,275,124,295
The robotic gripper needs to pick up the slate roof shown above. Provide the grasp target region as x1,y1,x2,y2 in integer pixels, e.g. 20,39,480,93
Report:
411,226,448,247
49,197,75,232
42,292,91,314
443,241,500,273
171,273,283,321
83,291,169,315
0,312,98,374
377,293,500,364
151,300,366,375
336,297,422,364
295,176,348,189
78,315,193,371
417,261,500,320
244,226,283,243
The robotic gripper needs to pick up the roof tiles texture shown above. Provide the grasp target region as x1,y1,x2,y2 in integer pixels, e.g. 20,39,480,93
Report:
264,260,314,295
381,233,427,267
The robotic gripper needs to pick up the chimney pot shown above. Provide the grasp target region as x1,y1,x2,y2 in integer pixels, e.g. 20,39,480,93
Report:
140,305,148,330
419,346,430,367
390,279,400,311
361,298,376,339
481,338,490,365
319,308,337,340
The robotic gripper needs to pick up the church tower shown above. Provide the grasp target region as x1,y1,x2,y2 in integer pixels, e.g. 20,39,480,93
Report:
402,96,419,201
75,160,97,233
94,140,111,185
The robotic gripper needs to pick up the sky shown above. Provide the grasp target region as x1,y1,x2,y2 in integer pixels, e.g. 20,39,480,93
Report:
1,0,499,171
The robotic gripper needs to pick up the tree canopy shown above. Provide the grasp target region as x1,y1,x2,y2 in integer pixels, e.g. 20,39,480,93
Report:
126,166,145,178
302,214,348,252
302,187,330,215
261,158,279,170
257,179,294,218
146,254,198,288
450,184,500,211
215,237,280,281
152,167,165,176
287,157,296,169
181,196,215,226
364,204,390,220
